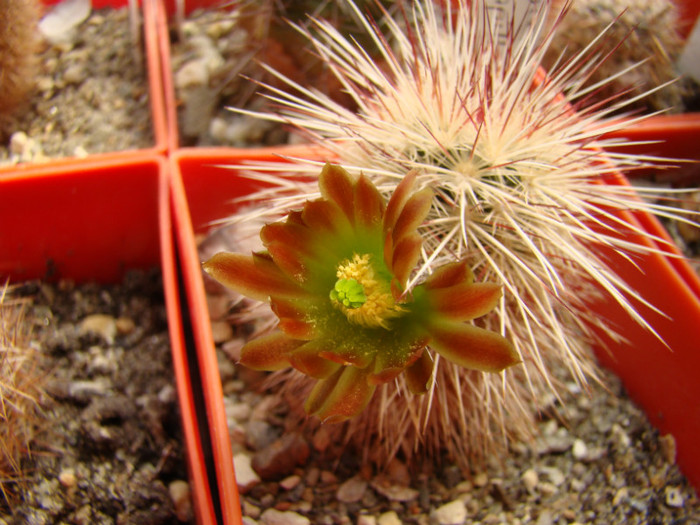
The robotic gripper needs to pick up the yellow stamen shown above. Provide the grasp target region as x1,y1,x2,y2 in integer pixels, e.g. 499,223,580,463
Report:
331,254,405,329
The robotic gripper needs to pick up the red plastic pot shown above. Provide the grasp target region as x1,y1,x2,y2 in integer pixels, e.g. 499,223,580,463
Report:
0,154,221,523
159,2,700,520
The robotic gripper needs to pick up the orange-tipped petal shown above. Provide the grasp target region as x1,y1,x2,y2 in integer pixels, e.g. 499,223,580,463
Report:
261,221,316,259
391,233,423,287
270,298,317,339
424,260,474,289
429,282,503,321
319,163,355,225
203,252,306,302
265,241,310,284
289,342,341,379
404,350,434,394
239,331,305,371
304,367,342,416
354,174,385,231
301,199,351,237
306,366,376,423
428,321,519,373
384,170,418,234
392,188,434,244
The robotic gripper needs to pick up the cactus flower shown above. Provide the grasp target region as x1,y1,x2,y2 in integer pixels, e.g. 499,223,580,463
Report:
204,164,518,423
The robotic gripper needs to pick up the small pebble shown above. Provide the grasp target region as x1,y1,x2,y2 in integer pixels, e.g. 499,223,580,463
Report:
571,439,588,461
377,511,402,525
175,59,210,89
535,510,554,525
434,499,467,525
168,480,193,522
370,476,419,502
659,434,677,464
539,482,557,497
336,475,368,503
473,472,489,487
233,453,261,493
259,508,310,525
252,433,310,480
521,469,538,493
612,487,628,506
9,131,29,155
357,516,377,525
79,314,117,343
115,316,135,335
211,320,234,343
280,475,302,491
540,466,564,487
58,468,77,488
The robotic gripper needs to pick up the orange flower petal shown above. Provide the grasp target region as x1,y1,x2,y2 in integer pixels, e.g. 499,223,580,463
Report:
391,233,423,287
429,282,503,321
404,350,435,394
289,342,341,379
354,174,385,231
306,366,377,423
203,252,306,302
319,163,355,225
270,299,318,339
391,187,434,244
265,241,310,283
239,331,305,371
428,321,520,373
424,260,474,289
261,221,316,259
301,199,351,238
384,170,418,234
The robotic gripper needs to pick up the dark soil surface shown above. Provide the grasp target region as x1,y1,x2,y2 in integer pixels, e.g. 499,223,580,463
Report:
1,271,193,525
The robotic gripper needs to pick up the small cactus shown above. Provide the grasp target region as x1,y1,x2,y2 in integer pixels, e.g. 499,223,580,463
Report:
0,284,45,507
0,0,41,119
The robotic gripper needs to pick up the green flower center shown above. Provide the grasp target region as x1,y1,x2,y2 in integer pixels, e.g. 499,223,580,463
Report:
329,253,405,330
330,279,367,308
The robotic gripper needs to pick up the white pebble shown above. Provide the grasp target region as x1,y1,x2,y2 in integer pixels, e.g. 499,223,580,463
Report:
572,439,588,461
357,516,377,525
521,469,538,492
435,499,467,525
259,508,310,525
211,320,234,343
233,453,260,493
9,132,29,155
175,59,210,89
377,511,402,525
168,480,193,522
79,314,117,343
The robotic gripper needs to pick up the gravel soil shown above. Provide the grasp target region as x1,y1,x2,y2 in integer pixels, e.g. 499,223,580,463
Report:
1,271,193,525
214,338,700,525
0,8,153,166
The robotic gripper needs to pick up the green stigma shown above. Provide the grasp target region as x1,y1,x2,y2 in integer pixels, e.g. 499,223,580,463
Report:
330,278,367,309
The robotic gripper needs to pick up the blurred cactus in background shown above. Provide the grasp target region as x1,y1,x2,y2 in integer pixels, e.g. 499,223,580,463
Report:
0,0,41,120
